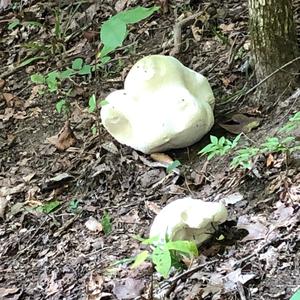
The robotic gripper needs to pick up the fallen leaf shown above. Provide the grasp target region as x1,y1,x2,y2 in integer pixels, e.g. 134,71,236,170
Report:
237,215,268,242
47,120,77,151
219,113,262,134
0,183,25,197
0,196,9,218
224,268,255,291
0,79,5,89
219,23,235,32
266,153,274,167
222,192,244,205
113,278,145,300
86,272,106,299
150,153,174,164
0,287,20,298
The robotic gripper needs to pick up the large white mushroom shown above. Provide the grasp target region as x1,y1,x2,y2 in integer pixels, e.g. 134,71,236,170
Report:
100,55,215,154
149,197,228,245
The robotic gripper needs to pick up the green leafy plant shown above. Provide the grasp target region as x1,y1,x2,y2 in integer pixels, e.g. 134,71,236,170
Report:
101,211,112,235
166,160,181,173
35,200,61,214
230,147,259,169
31,57,92,93
198,134,241,160
199,112,300,170
132,237,198,278
98,6,159,62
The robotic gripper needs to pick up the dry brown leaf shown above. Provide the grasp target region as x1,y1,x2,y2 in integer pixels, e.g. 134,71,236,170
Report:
0,79,5,89
47,121,77,151
150,153,173,164
266,153,274,167
0,196,9,218
0,183,25,197
219,23,235,32
113,278,145,300
219,113,262,134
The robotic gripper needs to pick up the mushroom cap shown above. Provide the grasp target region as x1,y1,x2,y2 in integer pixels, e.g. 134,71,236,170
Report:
149,197,228,245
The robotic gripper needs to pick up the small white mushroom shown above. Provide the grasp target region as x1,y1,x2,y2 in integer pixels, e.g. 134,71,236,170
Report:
149,197,228,245
101,55,215,154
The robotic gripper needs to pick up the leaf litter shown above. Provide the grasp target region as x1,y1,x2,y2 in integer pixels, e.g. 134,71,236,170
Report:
0,0,299,299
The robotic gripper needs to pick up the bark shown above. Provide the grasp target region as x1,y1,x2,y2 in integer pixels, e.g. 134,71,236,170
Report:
248,0,299,101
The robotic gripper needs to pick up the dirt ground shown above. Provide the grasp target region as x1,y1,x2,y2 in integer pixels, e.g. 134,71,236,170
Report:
0,1,299,299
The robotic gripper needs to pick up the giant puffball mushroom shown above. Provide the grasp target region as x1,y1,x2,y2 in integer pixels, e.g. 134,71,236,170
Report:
100,55,215,154
149,197,228,245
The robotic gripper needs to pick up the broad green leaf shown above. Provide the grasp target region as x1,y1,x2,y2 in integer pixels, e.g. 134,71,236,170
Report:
166,240,198,256
19,56,45,68
101,211,112,235
117,6,159,24
56,99,66,113
36,200,60,214
100,17,127,57
218,136,225,146
8,19,20,30
166,160,181,173
152,246,171,278
72,58,83,70
89,94,97,113
31,73,45,84
100,56,111,64
59,68,76,80
198,143,216,155
46,77,58,92
210,135,218,144
78,64,92,75
290,289,300,300
131,250,149,268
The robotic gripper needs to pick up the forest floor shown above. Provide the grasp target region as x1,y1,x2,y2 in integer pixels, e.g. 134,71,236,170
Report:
0,0,299,299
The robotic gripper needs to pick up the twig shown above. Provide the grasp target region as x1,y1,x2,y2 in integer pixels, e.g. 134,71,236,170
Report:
170,10,204,55
244,56,300,97
53,212,81,237
237,281,247,300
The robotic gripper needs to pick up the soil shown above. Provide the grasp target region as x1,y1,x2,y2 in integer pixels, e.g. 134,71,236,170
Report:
0,1,299,300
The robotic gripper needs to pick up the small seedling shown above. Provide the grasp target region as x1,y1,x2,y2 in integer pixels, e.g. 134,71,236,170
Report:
101,211,112,235
199,134,241,160
35,200,61,214
166,160,181,173
132,236,198,278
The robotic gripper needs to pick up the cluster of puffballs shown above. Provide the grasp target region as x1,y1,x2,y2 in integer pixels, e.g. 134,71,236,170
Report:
100,55,227,245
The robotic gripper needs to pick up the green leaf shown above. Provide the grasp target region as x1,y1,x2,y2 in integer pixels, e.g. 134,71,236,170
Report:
152,245,172,278
117,6,159,24
78,64,92,75
131,250,149,268
100,56,111,64
8,19,20,30
36,200,60,214
198,143,216,155
101,211,112,235
31,73,45,84
72,58,83,70
166,160,181,173
89,94,97,113
210,135,218,144
100,17,127,57
19,56,45,68
59,68,76,80
100,100,109,106
290,289,300,300
46,77,58,92
56,99,66,113
166,240,198,256
69,199,79,210
218,136,225,146
24,21,43,28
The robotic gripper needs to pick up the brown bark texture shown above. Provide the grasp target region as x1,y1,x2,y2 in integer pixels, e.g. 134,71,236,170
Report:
248,0,299,96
